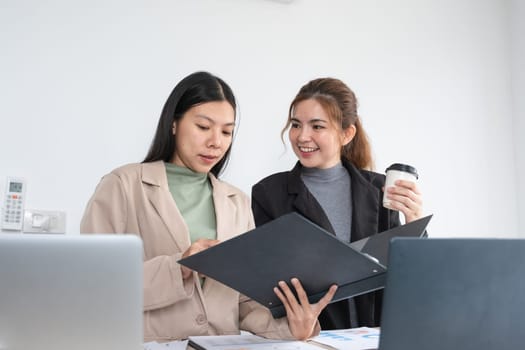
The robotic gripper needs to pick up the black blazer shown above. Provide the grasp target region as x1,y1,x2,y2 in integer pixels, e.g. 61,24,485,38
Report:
251,160,400,329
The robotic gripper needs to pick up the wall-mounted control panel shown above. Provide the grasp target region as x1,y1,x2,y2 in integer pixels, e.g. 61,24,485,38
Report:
2,177,26,231
23,209,66,234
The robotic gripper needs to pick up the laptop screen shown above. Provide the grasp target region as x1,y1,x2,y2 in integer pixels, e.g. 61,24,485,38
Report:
0,234,143,350
379,237,525,350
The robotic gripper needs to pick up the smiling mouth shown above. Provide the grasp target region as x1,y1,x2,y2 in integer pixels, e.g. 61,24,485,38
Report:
298,146,319,153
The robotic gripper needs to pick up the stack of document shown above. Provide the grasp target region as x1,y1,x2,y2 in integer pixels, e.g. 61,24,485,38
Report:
189,334,320,350
311,327,380,349
187,327,380,350
143,340,188,350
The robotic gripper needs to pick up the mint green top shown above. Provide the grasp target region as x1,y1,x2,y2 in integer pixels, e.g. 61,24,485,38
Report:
165,162,217,243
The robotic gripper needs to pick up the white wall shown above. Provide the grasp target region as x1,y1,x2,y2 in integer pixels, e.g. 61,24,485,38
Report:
511,0,525,234
0,0,521,237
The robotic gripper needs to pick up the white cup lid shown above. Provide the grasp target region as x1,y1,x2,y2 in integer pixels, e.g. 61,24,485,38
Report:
385,163,418,179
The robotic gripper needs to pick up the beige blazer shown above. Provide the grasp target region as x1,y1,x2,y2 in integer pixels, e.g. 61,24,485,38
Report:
80,161,299,342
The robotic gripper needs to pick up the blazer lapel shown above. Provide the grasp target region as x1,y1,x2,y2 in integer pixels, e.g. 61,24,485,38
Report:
344,161,380,242
288,162,335,234
209,175,238,242
141,161,191,252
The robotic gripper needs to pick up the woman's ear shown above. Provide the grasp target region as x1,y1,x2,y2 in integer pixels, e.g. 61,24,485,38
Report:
172,121,177,135
341,125,357,146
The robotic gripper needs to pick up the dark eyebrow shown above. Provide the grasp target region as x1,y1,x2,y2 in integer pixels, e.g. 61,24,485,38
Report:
291,117,328,124
195,114,236,127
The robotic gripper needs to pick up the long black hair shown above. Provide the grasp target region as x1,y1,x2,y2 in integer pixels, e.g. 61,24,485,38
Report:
143,71,237,177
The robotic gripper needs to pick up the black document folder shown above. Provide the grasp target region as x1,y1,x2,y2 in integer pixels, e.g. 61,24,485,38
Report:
350,214,432,266
178,213,432,318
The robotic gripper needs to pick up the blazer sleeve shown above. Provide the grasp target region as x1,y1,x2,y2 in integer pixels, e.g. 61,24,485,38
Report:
251,182,276,227
80,173,128,233
143,253,196,311
80,172,195,311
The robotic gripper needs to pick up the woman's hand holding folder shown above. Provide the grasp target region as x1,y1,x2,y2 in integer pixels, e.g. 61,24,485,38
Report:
274,277,338,340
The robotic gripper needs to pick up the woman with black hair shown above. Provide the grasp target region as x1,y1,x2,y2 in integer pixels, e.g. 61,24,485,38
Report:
81,71,336,342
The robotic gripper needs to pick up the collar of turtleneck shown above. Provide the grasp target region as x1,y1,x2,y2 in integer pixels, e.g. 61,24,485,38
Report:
300,162,347,183
165,162,208,186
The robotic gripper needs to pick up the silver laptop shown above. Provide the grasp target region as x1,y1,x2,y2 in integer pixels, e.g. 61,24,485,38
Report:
0,233,143,350
379,237,525,350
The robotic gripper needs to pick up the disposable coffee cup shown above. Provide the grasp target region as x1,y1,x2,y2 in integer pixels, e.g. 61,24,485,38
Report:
383,163,418,210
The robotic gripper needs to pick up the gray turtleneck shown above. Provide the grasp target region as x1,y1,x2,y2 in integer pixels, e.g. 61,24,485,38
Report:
300,162,352,243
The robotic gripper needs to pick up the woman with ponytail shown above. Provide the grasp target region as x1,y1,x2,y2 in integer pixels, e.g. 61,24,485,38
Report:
251,77,423,330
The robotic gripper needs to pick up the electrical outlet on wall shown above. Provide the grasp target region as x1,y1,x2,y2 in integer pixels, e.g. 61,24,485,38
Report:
23,209,66,234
